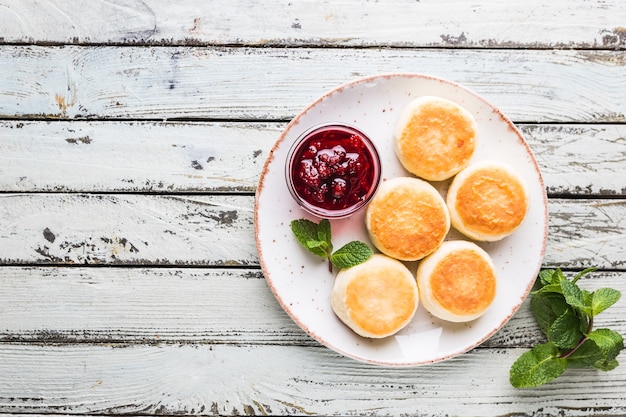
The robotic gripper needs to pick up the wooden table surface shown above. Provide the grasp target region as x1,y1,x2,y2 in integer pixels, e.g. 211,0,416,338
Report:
1,1,625,416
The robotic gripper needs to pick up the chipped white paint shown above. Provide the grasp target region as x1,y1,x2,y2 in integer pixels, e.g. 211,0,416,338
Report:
0,46,625,122
0,343,625,416
0,267,297,343
0,121,278,193
0,194,256,265
523,124,626,196
0,0,624,49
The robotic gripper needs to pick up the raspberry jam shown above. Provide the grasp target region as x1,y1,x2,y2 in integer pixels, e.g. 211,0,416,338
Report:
286,124,381,218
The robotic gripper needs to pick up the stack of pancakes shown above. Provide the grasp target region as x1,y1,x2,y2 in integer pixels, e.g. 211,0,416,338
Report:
331,95,529,337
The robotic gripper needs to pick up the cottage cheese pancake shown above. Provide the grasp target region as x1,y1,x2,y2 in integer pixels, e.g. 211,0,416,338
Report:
394,96,477,181
331,254,418,338
416,240,496,322
366,177,450,261
447,160,529,241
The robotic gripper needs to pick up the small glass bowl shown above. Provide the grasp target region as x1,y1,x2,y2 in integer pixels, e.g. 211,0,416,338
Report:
285,123,381,219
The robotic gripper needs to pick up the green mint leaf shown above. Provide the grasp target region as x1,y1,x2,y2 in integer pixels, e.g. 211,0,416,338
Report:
565,339,603,368
512,267,623,388
593,358,619,371
560,279,588,314
509,342,568,388
289,218,371,273
291,219,320,245
582,289,594,311
538,269,560,286
591,288,622,316
316,219,333,251
587,328,624,362
549,309,585,349
330,241,373,269
290,219,329,258
531,292,570,337
532,282,564,296
572,267,598,284
305,239,331,258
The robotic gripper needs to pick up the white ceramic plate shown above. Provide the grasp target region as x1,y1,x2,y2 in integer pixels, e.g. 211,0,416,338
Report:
254,73,548,366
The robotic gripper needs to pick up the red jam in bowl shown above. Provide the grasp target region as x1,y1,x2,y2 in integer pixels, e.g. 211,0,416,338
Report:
286,124,381,218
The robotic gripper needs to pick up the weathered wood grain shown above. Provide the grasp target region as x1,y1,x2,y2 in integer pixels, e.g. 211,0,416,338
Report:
0,267,304,345
0,194,624,269
1,46,625,122
1,121,625,196
524,124,626,196
0,342,625,416
0,194,256,266
0,120,277,193
0,267,623,349
0,0,624,49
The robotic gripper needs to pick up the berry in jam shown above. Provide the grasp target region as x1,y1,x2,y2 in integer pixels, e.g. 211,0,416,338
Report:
286,124,381,218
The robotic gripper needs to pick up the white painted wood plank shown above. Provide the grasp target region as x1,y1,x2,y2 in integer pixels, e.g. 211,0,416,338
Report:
0,0,624,49
1,46,624,122
0,267,302,345
0,195,624,268
524,124,626,196
1,121,625,195
0,194,256,266
0,343,625,416
0,267,623,349
0,120,278,193
546,199,626,269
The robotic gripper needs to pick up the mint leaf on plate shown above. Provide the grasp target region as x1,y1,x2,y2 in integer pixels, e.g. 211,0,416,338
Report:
330,241,373,269
290,218,372,272
290,218,331,259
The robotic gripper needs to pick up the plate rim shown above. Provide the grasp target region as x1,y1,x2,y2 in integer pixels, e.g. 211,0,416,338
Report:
254,72,549,366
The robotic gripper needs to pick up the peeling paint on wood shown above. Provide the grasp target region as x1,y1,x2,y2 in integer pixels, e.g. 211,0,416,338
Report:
0,121,278,193
0,1,624,49
0,194,256,266
0,343,625,416
0,46,624,122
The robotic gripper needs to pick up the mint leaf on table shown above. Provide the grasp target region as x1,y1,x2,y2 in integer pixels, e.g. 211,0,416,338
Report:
548,309,584,349
530,292,570,335
591,288,622,316
510,342,568,388
510,267,623,388
290,218,372,272
565,338,604,368
587,328,624,370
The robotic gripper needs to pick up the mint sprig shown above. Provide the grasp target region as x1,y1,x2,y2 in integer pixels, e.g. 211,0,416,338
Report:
290,219,373,272
510,268,623,388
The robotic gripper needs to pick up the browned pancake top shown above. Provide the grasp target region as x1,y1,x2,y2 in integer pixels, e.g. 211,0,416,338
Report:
368,183,448,260
429,249,496,315
397,100,476,180
345,263,417,337
453,167,528,237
